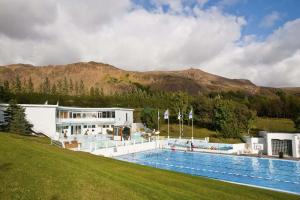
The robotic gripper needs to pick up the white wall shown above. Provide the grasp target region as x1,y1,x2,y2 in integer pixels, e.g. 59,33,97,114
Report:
24,106,57,139
92,141,157,157
114,110,133,126
266,133,300,158
245,137,266,154
131,123,145,132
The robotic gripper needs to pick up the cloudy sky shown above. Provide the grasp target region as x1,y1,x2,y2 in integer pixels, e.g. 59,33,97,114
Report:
0,0,300,87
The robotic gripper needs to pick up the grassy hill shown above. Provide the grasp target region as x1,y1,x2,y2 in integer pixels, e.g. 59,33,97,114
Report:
0,133,298,200
254,118,296,133
0,62,262,95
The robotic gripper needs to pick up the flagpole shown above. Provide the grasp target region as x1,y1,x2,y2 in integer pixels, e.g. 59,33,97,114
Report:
181,112,183,137
167,110,170,139
179,109,181,139
157,109,159,132
192,114,194,141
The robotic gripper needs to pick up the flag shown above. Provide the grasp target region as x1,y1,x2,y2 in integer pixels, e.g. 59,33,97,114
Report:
189,108,193,119
164,109,169,119
177,111,181,120
158,110,160,120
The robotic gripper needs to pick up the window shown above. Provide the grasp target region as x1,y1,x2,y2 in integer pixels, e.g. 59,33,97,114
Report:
72,113,81,118
59,111,69,119
98,112,102,118
82,113,86,118
92,125,95,128
83,125,87,128
103,112,107,118
126,113,128,121
112,111,115,118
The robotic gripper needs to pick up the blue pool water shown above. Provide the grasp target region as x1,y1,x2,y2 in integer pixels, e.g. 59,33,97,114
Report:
116,149,300,195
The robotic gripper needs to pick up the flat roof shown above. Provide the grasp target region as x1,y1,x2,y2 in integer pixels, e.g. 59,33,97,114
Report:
0,104,134,111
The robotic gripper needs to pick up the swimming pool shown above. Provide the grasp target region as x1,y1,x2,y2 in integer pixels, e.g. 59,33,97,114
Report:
116,149,300,195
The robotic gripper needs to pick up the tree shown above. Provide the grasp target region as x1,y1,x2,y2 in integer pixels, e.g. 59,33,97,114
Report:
3,80,10,93
79,80,85,96
42,77,51,94
63,77,69,95
57,80,63,95
90,87,95,96
69,79,74,95
75,81,79,95
51,83,57,95
293,115,300,131
14,75,22,93
213,100,255,138
141,107,157,130
2,99,18,131
4,99,33,134
27,77,34,93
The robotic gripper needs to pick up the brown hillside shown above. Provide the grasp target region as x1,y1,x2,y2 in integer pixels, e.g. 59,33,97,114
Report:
0,61,261,95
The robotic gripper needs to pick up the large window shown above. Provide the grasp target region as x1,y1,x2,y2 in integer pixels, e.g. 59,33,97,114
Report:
72,113,81,118
59,111,69,119
99,111,115,118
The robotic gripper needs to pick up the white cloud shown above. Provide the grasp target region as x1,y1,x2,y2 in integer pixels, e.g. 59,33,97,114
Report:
0,0,299,87
260,11,281,28
203,19,300,87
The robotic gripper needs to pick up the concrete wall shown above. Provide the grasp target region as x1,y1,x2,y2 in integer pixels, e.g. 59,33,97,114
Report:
115,110,133,126
245,137,266,154
92,141,157,157
24,106,57,138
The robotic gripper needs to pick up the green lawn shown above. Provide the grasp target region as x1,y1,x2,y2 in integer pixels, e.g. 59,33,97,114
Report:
0,133,298,200
254,117,296,133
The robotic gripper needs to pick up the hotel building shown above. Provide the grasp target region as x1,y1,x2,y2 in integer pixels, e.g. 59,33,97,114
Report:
0,104,134,140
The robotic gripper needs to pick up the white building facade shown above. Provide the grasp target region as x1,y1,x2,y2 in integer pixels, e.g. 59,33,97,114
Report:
246,132,300,158
0,104,134,140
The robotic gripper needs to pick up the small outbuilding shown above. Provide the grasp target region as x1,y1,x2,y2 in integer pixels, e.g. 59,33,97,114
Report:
246,131,300,158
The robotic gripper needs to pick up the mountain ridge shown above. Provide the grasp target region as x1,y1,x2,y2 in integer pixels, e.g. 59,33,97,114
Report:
0,61,272,95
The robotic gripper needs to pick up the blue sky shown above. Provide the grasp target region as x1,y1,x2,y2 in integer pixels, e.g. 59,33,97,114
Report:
133,0,300,40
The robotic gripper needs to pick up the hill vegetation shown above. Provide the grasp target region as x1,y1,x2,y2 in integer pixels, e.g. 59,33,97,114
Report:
0,133,298,200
